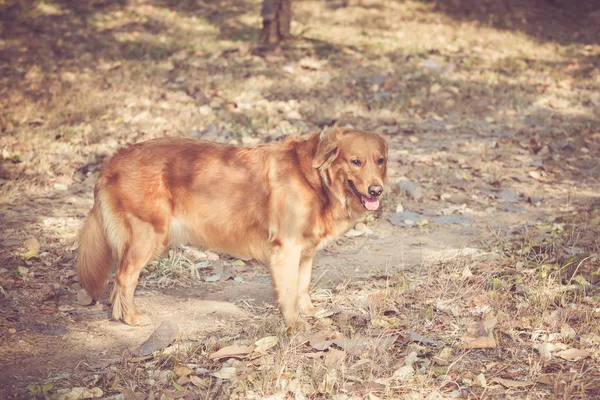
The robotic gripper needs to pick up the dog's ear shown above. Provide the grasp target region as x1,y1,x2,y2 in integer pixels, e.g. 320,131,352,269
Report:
312,125,341,169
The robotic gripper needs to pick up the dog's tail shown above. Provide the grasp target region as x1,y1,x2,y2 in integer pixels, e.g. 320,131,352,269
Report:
76,200,115,298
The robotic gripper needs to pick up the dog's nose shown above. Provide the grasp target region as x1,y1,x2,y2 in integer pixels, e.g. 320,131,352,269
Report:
368,185,383,197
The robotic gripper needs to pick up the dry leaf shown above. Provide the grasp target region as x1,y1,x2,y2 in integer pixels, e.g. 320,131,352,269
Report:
536,342,555,359
209,345,254,361
55,387,103,400
561,324,576,339
537,372,577,386
491,378,534,388
462,336,497,349
211,366,237,380
555,348,591,361
529,170,549,183
324,348,346,368
297,330,342,345
189,375,209,388
473,373,487,388
309,339,333,351
173,363,193,377
392,365,414,381
24,237,40,252
136,321,179,356
254,336,278,353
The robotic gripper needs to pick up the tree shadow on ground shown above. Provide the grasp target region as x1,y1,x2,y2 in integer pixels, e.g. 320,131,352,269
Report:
418,0,600,46
0,0,258,104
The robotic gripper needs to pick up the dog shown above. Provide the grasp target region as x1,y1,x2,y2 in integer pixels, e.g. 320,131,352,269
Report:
76,126,388,330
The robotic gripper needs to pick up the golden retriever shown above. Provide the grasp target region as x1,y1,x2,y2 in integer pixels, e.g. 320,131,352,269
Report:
77,126,388,330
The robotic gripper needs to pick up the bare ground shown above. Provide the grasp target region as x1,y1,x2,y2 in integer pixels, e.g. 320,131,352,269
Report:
1,0,600,398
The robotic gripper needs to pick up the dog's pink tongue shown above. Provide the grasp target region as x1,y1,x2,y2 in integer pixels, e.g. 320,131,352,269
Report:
362,196,380,211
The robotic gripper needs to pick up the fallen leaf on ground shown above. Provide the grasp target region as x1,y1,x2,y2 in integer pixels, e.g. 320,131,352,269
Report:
24,237,40,252
468,317,497,337
555,348,591,361
211,366,237,380
324,348,346,367
136,321,179,356
54,387,103,400
254,336,278,353
312,306,343,319
122,389,144,400
174,363,193,377
535,342,556,359
18,266,29,277
474,373,487,387
537,372,577,386
408,331,443,346
27,383,53,394
462,336,497,349
77,289,93,306
23,250,39,260
189,375,209,388
491,377,535,388
299,330,343,346
392,365,414,381
529,170,550,183
209,344,254,361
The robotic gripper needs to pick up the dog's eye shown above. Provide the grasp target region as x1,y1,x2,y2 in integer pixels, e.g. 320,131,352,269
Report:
351,159,362,167
377,157,385,165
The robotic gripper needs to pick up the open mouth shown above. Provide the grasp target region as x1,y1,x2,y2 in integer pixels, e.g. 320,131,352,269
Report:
348,180,380,211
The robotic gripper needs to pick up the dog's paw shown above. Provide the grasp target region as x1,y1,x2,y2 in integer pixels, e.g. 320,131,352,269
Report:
301,306,325,317
124,313,151,326
288,318,311,334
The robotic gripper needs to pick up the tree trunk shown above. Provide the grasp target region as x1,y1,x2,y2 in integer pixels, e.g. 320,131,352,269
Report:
260,0,292,45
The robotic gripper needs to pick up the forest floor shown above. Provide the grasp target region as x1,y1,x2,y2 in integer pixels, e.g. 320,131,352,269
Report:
1,0,600,398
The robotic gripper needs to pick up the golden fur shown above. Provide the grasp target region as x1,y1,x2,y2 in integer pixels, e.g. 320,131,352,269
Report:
76,126,388,329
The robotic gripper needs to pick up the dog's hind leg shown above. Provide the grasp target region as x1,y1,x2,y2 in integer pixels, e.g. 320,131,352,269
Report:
269,241,308,331
111,216,166,326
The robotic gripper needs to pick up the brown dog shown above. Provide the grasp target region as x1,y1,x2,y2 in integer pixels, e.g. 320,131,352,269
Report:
76,126,388,329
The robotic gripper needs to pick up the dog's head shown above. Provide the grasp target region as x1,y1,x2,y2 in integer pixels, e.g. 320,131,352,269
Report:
313,126,388,212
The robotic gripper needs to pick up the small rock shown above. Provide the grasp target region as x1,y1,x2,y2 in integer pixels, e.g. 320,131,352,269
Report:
354,222,373,235
396,180,423,200
77,288,94,306
39,284,55,301
204,274,221,282
345,229,364,238
448,194,469,204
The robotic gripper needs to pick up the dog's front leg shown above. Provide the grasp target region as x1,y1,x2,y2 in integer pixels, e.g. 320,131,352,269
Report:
298,253,324,317
269,241,308,331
